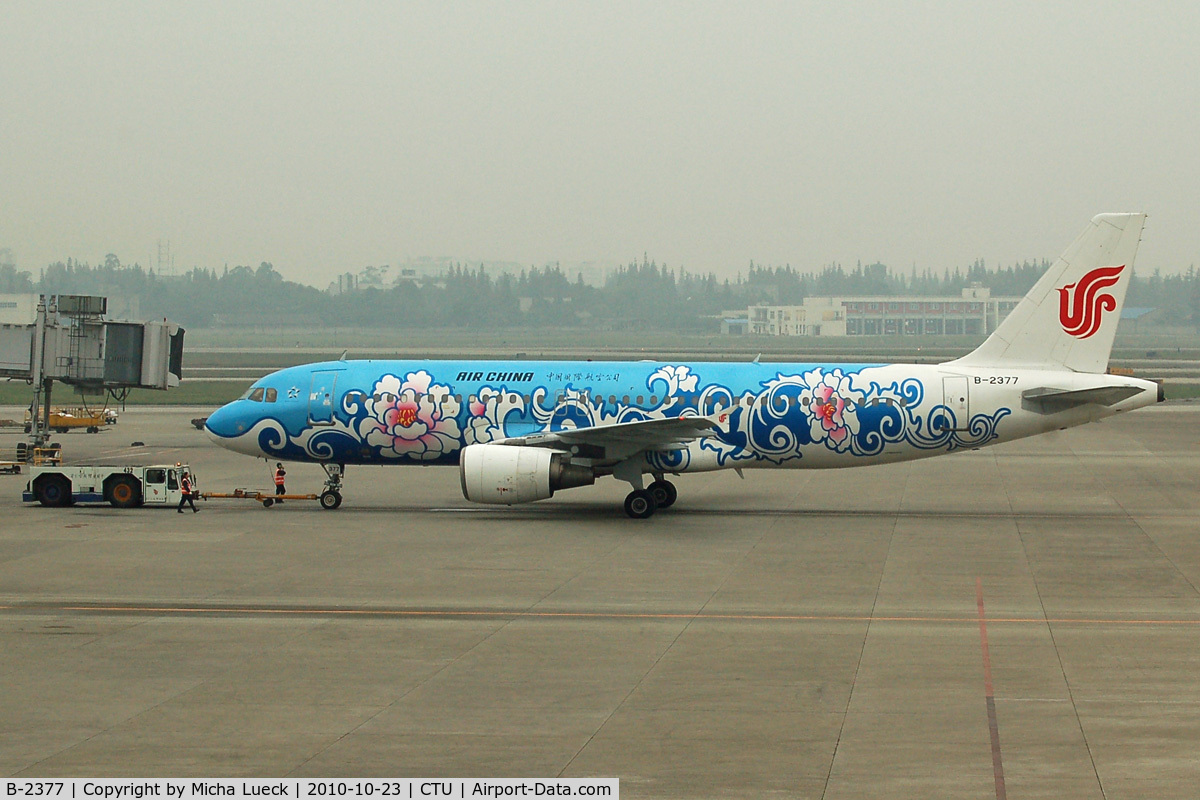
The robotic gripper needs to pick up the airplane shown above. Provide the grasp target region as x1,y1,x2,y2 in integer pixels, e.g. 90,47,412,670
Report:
204,213,1162,518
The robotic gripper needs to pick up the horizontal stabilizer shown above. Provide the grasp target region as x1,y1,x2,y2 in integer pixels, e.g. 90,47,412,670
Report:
1021,385,1144,412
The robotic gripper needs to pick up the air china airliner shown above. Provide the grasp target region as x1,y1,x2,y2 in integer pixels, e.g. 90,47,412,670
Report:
205,214,1161,517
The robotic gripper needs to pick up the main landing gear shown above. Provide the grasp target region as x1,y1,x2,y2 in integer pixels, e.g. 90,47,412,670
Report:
623,476,677,519
319,462,344,510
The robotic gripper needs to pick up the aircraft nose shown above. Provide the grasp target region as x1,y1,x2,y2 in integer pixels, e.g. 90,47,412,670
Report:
203,401,249,443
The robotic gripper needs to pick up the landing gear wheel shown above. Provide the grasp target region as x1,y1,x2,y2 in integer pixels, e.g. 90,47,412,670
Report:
262,498,274,508
623,489,658,519
319,490,343,510
37,475,71,508
108,477,140,508
648,479,677,509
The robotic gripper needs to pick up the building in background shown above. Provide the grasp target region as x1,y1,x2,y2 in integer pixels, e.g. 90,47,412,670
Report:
733,287,1023,336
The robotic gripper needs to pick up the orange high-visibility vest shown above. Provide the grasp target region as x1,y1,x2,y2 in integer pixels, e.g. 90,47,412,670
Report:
274,470,286,486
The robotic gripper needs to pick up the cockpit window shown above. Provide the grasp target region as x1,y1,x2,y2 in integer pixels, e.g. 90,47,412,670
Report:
249,387,265,402
239,387,254,400
264,388,278,403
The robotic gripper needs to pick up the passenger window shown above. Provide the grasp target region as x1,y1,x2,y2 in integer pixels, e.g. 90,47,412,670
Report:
622,395,630,405
249,387,265,402
650,395,657,404
167,471,179,490
265,388,278,403
145,469,166,484
636,396,644,405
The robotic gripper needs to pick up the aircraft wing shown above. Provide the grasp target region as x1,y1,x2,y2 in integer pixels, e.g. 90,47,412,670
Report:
1021,385,1144,412
498,414,722,462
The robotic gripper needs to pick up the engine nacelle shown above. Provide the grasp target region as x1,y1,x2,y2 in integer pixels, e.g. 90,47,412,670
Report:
459,444,595,505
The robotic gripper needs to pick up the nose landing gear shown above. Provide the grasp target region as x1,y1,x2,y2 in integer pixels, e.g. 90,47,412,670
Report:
319,462,344,510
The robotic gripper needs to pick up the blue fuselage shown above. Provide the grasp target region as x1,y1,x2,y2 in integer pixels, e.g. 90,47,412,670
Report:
203,358,1129,474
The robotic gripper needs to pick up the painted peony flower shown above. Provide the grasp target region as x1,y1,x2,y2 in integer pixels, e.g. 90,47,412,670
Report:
357,371,462,460
802,368,863,452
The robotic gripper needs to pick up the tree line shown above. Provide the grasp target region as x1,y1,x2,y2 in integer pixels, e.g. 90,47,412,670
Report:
2,251,1198,331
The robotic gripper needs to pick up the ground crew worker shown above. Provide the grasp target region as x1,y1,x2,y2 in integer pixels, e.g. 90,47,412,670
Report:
178,471,198,513
274,462,287,503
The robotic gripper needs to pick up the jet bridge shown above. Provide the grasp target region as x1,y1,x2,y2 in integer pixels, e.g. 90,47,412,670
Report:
0,295,184,447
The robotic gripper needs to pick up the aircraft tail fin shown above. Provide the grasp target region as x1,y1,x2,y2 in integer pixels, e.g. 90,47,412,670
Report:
949,213,1146,373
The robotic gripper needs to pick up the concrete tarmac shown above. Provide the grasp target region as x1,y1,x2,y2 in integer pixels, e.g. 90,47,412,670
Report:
2,404,1199,798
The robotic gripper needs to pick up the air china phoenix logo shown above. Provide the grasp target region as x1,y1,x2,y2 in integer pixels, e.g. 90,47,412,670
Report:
1057,265,1125,339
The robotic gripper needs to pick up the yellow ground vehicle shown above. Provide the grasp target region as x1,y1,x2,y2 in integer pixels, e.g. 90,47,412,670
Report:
23,407,107,434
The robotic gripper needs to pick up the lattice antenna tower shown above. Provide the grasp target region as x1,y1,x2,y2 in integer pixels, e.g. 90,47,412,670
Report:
156,239,175,276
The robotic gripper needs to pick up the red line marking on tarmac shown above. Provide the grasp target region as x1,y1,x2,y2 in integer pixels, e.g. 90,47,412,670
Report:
977,577,1007,800
0,605,1194,626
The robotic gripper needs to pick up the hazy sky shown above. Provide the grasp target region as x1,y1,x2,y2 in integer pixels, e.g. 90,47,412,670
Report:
2,1,1197,285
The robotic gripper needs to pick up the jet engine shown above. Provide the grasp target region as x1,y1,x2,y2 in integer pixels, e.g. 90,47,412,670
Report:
459,444,595,505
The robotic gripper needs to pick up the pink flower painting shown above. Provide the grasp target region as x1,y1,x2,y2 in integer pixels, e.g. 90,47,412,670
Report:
357,371,462,460
802,368,862,452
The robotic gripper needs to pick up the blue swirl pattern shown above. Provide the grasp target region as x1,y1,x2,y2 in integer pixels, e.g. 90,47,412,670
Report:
237,365,1011,468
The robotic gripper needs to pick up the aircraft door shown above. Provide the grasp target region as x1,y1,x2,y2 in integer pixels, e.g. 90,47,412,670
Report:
551,389,587,428
551,390,570,427
942,376,969,430
308,371,339,425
